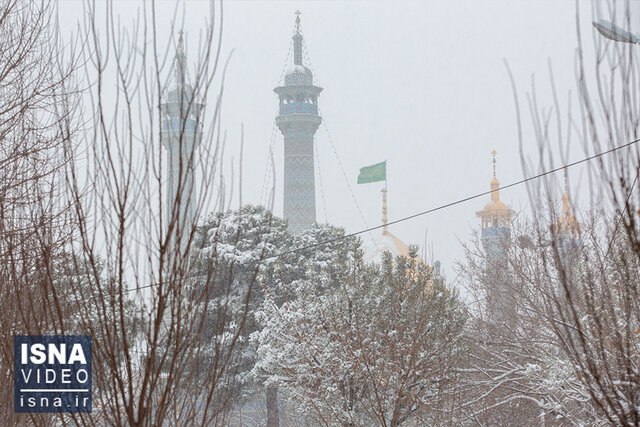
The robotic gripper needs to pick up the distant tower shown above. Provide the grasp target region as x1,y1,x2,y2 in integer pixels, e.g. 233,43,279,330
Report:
274,11,322,233
476,151,515,256
476,151,515,321
551,167,581,248
161,31,204,236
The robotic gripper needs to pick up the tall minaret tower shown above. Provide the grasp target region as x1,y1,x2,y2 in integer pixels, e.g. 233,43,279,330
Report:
476,151,515,322
161,32,204,236
274,12,322,233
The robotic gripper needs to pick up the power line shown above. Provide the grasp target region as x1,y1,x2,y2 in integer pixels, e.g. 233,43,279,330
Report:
125,136,640,294
260,137,640,261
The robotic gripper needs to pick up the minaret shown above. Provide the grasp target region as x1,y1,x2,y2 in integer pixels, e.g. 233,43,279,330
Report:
551,167,581,247
476,151,515,255
476,151,515,322
161,31,204,237
274,11,322,233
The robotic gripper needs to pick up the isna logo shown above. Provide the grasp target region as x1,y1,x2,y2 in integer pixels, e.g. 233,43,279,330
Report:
14,335,92,413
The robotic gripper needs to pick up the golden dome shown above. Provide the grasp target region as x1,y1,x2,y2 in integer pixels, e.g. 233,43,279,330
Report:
364,184,427,266
362,184,432,294
363,229,410,263
364,186,411,263
363,228,432,293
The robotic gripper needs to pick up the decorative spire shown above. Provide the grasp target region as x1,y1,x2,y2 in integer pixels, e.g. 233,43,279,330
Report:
293,11,303,65
492,149,497,179
561,166,571,217
381,186,388,234
490,150,500,202
175,30,186,86
553,166,581,242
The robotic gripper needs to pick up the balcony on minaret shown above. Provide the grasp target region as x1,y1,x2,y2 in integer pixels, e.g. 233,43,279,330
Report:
276,89,320,115
279,100,318,116
161,118,199,132
274,81,322,117
161,84,204,145
161,68,204,135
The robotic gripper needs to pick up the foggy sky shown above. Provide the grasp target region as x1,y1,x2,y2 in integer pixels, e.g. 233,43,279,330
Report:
57,0,636,282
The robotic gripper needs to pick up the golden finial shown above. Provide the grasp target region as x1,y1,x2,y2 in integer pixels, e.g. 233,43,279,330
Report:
491,150,497,179
490,150,500,202
562,166,571,216
295,10,301,34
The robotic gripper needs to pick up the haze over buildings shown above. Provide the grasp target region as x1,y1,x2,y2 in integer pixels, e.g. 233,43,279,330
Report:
57,1,628,279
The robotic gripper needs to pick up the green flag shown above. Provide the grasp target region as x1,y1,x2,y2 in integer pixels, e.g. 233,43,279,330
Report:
357,161,386,184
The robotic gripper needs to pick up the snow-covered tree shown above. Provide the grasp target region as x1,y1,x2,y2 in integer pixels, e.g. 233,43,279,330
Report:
468,3,640,424
188,205,290,405
190,206,356,423
253,246,467,427
458,217,619,426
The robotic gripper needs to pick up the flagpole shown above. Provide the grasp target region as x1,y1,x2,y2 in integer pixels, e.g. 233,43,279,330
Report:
381,178,388,235
357,160,387,233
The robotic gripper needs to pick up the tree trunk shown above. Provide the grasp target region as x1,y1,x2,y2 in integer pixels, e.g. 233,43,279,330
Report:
266,386,279,427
